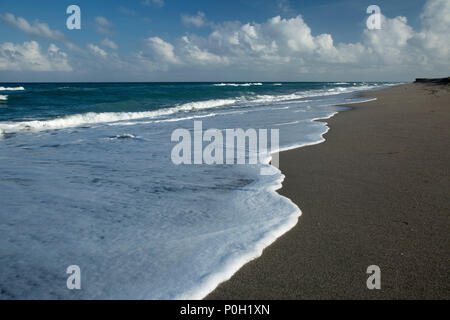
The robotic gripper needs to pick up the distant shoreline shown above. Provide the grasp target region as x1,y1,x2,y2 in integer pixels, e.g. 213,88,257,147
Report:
208,81,450,299
0,81,402,84
414,77,450,84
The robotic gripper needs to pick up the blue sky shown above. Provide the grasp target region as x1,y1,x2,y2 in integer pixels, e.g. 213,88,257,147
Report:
0,0,449,81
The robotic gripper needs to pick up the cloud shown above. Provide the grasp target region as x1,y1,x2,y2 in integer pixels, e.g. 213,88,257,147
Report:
363,15,414,64
417,0,450,60
181,12,207,27
141,0,164,8
95,16,112,27
101,38,119,50
94,16,113,35
132,0,450,80
0,12,65,41
83,0,448,81
87,44,107,57
180,36,228,65
0,12,80,52
145,37,180,65
0,41,72,72
3,0,449,81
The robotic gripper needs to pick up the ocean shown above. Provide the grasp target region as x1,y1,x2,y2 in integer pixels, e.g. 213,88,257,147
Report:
0,82,393,299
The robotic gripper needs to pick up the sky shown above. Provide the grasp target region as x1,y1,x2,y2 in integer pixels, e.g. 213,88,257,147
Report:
0,0,449,82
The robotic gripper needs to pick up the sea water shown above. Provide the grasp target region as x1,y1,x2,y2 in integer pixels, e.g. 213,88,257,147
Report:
0,82,393,299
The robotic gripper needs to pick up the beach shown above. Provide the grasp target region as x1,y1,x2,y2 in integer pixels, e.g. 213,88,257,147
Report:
207,82,450,299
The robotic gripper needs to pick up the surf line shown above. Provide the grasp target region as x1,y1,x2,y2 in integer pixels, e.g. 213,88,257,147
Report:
171,120,280,175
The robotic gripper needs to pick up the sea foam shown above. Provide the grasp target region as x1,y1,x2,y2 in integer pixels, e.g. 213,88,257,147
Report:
213,83,263,87
0,98,237,133
0,82,396,300
0,86,25,91
0,85,379,133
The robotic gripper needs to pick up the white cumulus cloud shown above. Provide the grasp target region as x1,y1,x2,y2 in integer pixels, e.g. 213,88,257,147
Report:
417,0,450,60
146,37,180,64
133,0,450,80
2,0,449,81
0,41,72,72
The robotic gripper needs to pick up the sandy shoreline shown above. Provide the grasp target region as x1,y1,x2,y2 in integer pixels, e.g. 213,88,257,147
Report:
207,82,450,299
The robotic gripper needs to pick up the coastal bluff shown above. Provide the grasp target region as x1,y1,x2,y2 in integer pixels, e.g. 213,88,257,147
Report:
415,77,450,84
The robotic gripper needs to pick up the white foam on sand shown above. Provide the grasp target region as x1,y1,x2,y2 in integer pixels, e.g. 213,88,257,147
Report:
176,112,343,300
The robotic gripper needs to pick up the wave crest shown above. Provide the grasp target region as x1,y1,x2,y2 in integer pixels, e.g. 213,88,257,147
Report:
0,84,387,133
0,98,237,133
213,83,263,87
0,86,25,91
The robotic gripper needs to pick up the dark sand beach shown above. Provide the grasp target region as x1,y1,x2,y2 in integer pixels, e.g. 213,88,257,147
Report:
208,82,450,299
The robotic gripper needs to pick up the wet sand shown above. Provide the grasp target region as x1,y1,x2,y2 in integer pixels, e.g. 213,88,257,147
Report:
207,82,450,299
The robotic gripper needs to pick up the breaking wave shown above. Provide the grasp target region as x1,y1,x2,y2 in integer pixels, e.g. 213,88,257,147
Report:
0,84,384,133
213,83,263,87
0,98,237,133
0,86,25,91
